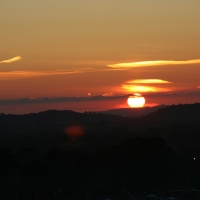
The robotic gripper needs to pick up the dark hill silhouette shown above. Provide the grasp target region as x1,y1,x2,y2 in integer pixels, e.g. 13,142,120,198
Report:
142,103,200,122
0,109,122,127
0,104,200,198
0,103,200,156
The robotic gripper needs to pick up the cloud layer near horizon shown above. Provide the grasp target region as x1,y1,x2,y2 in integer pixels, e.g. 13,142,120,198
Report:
107,59,200,69
0,92,200,106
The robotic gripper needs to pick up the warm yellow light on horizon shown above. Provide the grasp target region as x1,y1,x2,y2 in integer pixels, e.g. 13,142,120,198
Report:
127,94,145,108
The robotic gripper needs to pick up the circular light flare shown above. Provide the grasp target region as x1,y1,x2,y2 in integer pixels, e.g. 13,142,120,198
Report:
65,125,84,139
127,94,145,108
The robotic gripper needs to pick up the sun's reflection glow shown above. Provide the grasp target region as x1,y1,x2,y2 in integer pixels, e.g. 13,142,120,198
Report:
128,79,172,84
122,85,158,92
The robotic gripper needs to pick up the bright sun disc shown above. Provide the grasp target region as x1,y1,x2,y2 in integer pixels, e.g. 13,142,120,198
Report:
127,94,145,108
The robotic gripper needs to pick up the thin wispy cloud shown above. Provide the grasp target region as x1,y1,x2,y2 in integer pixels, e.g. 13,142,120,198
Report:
107,59,200,69
0,56,22,64
127,79,172,84
0,68,92,80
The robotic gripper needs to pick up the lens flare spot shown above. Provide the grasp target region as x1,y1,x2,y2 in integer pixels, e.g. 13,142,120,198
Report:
66,125,84,138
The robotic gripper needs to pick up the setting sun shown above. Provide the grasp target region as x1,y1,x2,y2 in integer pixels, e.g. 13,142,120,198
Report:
127,94,145,108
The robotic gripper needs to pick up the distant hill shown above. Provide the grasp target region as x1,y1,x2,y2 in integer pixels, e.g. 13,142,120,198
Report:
0,109,122,126
143,103,200,122
100,105,167,117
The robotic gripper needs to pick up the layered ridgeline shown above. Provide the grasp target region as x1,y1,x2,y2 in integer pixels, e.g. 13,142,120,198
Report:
0,103,200,155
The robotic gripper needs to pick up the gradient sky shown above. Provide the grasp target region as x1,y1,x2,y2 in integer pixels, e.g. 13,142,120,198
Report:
0,0,200,112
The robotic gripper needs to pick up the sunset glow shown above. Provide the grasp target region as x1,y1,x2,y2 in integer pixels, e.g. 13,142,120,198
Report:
127,94,145,108
0,0,200,112
1,2,200,197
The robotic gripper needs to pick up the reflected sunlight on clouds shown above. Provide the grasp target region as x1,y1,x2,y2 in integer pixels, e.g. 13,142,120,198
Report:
107,59,200,69
0,56,22,64
122,79,172,93
128,79,172,84
122,85,170,93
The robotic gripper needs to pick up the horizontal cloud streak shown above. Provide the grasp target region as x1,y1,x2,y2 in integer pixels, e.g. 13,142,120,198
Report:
107,59,200,69
0,69,92,80
127,79,172,84
0,56,22,64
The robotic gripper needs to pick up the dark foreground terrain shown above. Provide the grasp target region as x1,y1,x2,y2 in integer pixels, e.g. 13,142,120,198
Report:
0,103,200,199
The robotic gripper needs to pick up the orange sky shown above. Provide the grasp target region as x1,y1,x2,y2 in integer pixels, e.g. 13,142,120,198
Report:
0,0,200,113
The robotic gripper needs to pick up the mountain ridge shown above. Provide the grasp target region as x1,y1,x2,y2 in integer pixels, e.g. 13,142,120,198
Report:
99,104,167,117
